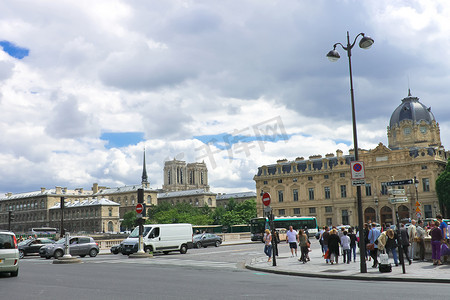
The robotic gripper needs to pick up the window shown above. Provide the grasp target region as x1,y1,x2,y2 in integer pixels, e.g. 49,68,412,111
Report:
293,189,299,202
342,210,349,225
309,207,316,214
421,165,428,170
404,127,411,135
324,187,331,199
424,205,432,219
420,126,427,134
324,174,329,179
293,208,300,215
381,182,388,195
340,185,347,198
326,218,333,226
365,183,372,196
293,178,298,182
278,190,284,203
423,178,430,192
325,206,332,213
340,172,345,177
263,181,268,185
278,179,282,183
308,176,313,181
278,209,285,216
308,188,314,200
109,208,112,217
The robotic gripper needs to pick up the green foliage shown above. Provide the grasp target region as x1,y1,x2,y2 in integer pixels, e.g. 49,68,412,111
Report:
436,158,450,217
140,198,257,227
121,211,137,230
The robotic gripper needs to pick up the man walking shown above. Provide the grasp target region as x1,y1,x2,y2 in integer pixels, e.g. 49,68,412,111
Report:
416,220,426,261
408,220,417,260
321,226,330,263
400,223,412,265
368,223,381,268
286,226,299,257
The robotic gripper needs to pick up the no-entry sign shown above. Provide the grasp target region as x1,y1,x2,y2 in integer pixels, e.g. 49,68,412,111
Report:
136,203,144,214
262,192,271,206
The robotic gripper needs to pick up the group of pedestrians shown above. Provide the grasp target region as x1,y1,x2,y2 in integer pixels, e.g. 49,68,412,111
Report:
263,226,310,263
319,225,357,264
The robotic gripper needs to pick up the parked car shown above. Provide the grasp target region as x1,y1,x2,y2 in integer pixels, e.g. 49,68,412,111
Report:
39,236,99,259
18,238,55,259
193,233,222,248
110,244,122,254
0,230,19,277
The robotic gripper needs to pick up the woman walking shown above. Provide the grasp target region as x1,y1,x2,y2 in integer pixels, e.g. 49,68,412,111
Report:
263,229,272,262
298,229,309,263
430,221,443,265
328,229,341,264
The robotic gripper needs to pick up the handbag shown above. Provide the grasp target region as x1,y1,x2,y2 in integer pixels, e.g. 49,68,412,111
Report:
306,240,311,248
323,249,330,259
366,243,375,251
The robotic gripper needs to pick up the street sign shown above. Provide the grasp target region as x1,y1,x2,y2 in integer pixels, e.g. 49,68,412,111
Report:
415,207,421,213
262,192,271,206
416,212,422,219
136,203,144,214
388,197,408,204
415,201,420,206
351,161,365,180
136,213,143,218
263,206,272,213
352,179,366,186
386,179,414,186
388,188,405,195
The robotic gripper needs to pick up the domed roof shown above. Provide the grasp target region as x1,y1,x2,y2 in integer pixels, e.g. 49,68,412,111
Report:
389,90,435,129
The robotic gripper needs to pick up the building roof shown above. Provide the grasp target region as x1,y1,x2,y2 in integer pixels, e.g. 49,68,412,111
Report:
94,184,155,196
0,188,93,201
389,91,436,129
157,188,215,199
49,198,120,209
216,192,256,200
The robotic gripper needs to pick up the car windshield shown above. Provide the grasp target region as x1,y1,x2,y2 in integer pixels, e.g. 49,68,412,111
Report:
129,226,152,238
56,238,66,244
18,239,33,246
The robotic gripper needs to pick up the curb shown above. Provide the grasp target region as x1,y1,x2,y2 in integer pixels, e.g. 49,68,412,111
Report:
244,263,450,283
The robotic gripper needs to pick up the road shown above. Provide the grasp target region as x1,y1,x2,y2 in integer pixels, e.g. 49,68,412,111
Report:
1,243,449,300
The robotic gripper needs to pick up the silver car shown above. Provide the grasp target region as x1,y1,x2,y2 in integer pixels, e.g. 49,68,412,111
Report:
0,231,19,277
39,236,99,259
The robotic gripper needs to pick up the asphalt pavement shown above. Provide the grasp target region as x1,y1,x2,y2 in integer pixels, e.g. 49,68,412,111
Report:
246,239,450,283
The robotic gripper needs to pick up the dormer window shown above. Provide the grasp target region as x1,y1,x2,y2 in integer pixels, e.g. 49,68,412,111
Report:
420,126,427,134
403,127,411,135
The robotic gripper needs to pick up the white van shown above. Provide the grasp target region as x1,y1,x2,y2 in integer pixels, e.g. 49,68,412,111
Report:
121,224,193,255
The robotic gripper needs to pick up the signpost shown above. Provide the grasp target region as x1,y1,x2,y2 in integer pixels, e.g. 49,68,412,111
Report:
260,192,276,266
136,203,144,214
262,192,271,206
351,161,365,186
386,179,414,186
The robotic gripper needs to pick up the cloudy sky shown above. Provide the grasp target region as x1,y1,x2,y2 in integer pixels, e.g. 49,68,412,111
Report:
1,0,449,195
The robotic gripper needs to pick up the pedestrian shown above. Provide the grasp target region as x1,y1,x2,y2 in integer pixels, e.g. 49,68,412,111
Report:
363,223,370,261
298,229,309,264
430,220,443,265
437,215,448,241
416,219,426,261
400,223,412,265
318,226,325,255
263,229,272,262
368,222,381,268
408,219,417,260
385,229,399,266
348,227,357,262
286,226,299,257
322,226,330,263
340,231,351,264
328,229,341,264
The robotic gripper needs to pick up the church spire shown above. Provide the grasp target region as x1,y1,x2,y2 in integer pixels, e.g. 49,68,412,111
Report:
142,148,149,188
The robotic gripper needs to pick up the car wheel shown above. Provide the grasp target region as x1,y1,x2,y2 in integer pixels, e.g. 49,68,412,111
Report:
54,249,64,259
10,269,18,277
19,250,25,259
45,256,51,259
144,246,153,253
215,241,221,247
180,244,188,254
89,249,98,257
196,242,202,249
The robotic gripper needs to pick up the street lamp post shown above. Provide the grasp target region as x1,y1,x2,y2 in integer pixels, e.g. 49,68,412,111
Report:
327,31,374,273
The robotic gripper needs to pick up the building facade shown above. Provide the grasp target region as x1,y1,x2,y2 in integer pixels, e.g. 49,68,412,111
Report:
216,192,257,208
163,159,209,192
254,92,448,227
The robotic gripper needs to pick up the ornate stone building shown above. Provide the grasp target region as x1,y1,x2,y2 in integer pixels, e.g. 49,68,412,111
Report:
254,92,448,227
163,159,209,192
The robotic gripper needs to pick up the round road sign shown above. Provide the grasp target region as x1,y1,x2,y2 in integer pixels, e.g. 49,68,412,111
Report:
136,203,144,214
262,192,271,206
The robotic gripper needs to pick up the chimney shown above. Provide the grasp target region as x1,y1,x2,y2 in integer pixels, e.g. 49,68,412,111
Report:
336,150,343,158
6,192,12,197
41,187,46,193
92,183,99,194
55,186,62,194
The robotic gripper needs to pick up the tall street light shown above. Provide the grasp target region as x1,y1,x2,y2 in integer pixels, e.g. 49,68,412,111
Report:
327,31,374,274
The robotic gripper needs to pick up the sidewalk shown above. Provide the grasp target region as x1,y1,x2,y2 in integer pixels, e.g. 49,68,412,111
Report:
245,240,450,283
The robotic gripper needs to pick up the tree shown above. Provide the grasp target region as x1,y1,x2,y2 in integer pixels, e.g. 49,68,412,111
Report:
121,211,137,231
436,158,450,217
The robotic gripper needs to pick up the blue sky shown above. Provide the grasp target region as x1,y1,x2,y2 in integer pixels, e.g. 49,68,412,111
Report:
0,1,449,195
